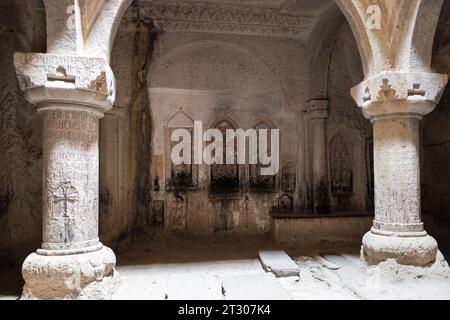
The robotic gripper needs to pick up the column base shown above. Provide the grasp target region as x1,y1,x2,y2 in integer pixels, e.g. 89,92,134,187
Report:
21,246,118,300
361,231,438,266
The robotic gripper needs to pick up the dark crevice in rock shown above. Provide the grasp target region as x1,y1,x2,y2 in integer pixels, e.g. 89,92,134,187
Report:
115,8,159,254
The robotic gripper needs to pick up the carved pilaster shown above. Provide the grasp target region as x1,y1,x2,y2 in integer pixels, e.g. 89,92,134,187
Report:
309,100,330,214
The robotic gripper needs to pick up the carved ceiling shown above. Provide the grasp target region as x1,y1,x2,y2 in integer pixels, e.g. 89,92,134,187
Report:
126,0,335,40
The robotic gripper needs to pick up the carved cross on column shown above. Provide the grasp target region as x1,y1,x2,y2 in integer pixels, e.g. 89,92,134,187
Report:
53,181,79,218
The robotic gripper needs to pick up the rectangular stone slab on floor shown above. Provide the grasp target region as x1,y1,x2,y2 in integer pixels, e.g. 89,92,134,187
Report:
222,274,292,300
258,250,300,277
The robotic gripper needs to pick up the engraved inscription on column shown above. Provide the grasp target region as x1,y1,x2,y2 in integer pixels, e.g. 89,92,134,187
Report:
43,110,99,249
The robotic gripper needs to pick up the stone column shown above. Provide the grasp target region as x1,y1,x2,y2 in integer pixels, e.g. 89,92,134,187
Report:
14,53,118,299
309,100,330,214
352,72,448,266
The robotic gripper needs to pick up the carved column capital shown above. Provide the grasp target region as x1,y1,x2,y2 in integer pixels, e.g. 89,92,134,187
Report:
14,53,116,115
308,99,330,120
351,71,448,122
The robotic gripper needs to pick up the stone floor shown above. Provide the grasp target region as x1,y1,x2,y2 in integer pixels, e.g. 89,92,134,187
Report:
1,233,450,300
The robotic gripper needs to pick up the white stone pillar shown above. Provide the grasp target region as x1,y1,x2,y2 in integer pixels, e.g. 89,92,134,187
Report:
14,53,118,299
309,100,330,214
39,107,103,255
352,72,448,266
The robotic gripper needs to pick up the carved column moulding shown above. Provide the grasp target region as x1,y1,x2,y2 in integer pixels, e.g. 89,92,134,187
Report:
14,52,118,300
309,99,330,215
352,71,448,267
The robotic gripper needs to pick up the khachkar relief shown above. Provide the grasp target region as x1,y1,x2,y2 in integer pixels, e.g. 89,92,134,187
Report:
211,119,240,194
42,110,100,253
168,193,187,230
329,132,353,195
250,121,276,192
149,200,164,228
169,128,194,190
271,194,294,216
135,0,312,40
281,162,296,193
165,109,197,192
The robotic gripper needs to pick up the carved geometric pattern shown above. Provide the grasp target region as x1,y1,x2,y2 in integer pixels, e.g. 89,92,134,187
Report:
135,1,312,40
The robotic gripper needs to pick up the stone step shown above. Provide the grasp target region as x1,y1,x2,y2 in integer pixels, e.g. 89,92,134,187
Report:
222,274,292,300
258,250,301,277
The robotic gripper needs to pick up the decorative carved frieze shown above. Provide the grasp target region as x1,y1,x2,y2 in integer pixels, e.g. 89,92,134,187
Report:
134,0,312,40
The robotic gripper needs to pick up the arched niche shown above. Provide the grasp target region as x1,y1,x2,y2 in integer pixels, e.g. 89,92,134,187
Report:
164,108,197,192
327,126,369,213
209,115,241,195
249,118,278,193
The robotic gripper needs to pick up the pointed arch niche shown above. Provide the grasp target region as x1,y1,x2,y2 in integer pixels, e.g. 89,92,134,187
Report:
209,115,241,195
249,118,278,193
164,108,198,192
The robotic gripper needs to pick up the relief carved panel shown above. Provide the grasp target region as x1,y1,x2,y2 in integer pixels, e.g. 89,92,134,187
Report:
211,118,240,194
330,132,353,195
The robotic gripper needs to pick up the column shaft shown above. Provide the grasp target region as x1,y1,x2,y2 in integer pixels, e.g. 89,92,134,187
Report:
39,108,103,255
372,116,424,236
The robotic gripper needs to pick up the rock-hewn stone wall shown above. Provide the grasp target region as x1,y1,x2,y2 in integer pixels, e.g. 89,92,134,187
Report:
0,0,45,263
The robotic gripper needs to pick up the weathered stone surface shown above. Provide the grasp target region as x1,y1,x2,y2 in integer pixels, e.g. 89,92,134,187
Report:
21,247,118,300
1,0,450,301
258,251,300,278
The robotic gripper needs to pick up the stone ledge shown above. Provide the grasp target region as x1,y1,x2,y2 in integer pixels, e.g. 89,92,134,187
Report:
273,215,373,245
